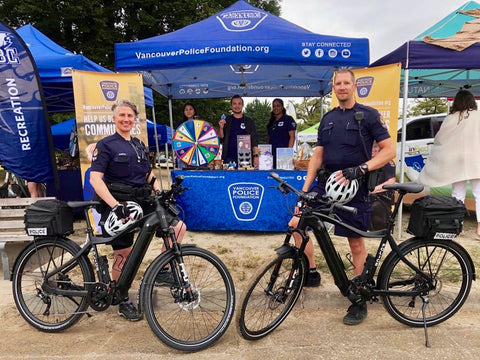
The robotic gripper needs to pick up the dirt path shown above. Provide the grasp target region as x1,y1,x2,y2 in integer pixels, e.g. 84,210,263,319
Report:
1,215,480,359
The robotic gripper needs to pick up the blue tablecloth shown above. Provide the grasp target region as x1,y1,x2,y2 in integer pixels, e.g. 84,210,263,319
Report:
171,170,307,231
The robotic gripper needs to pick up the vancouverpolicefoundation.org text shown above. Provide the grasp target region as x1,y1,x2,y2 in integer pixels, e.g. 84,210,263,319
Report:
135,44,270,59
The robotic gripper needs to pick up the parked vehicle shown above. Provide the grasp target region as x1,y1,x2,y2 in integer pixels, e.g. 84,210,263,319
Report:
396,113,446,165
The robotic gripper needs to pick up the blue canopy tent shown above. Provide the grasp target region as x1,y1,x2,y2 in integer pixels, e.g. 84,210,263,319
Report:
114,0,369,135
370,1,480,232
371,1,480,184
51,118,172,151
371,1,480,99
16,24,154,113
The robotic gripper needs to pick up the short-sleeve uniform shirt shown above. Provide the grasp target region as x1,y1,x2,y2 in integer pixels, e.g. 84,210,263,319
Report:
91,132,150,186
268,114,297,162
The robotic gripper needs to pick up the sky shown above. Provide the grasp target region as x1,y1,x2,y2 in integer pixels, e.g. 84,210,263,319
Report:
279,0,468,63
245,0,470,106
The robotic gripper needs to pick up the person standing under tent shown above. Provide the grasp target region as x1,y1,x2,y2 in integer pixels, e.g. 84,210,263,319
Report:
266,98,297,168
176,102,199,168
218,95,259,168
288,69,395,325
418,89,480,239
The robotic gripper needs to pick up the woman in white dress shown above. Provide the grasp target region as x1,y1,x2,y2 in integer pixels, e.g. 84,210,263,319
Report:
418,90,480,239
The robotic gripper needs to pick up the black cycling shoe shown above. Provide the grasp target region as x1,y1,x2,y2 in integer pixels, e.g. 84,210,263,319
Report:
343,301,367,325
304,270,321,287
117,302,143,321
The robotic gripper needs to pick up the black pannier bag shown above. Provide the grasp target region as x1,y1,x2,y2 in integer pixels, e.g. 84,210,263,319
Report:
407,195,466,240
25,199,74,236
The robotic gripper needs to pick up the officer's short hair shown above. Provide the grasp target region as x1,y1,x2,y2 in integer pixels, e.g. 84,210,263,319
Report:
333,69,355,82
112,99,139,116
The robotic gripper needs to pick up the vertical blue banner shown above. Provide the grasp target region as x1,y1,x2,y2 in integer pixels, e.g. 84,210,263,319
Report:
0,21,55,184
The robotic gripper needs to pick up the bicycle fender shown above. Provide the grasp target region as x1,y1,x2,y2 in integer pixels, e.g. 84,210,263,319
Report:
274,244,297,257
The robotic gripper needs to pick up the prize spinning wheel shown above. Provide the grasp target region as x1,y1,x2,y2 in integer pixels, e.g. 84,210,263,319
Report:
173,119,220,166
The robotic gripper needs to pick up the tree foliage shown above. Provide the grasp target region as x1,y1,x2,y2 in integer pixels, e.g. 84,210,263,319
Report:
406,98,448,117
0,0,281,125
294,97,331,131
244,98,271,142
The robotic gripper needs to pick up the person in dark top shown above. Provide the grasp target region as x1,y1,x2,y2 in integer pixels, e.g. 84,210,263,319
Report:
218,95,259,167
288,69,396,325
90,99,186,321
266,98,297,168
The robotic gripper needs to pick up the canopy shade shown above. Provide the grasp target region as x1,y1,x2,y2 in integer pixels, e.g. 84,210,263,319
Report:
114,0,369,99
371,1,480,98
16,24,153,112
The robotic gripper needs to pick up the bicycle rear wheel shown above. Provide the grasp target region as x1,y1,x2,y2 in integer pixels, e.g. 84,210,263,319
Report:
237,253,306,340
379,238,473,327
12,237,94,332
141,246,235,351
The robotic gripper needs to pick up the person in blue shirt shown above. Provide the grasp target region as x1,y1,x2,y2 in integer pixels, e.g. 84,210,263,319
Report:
218,95,259,168
266,98,297,168
90,100,186,321
288,69,396,325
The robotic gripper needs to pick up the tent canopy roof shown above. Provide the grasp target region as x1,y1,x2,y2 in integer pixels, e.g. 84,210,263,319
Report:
16,25,153,112
371,1,480,98
114,0,369,99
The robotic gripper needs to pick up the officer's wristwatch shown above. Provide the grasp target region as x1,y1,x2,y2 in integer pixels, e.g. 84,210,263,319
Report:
360,163,369,173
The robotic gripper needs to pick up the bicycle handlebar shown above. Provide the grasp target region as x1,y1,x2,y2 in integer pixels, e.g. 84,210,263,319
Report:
269,172,358,215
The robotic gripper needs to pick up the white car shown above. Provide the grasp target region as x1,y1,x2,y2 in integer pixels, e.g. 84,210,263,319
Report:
396,113,446,172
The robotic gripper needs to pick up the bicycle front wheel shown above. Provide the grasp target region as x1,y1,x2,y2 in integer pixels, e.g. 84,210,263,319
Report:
141,246,235,352
237,253,307,340
379,238,473,327
12,237,94,332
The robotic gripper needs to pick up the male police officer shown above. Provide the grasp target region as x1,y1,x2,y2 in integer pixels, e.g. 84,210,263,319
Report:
289,69,396,324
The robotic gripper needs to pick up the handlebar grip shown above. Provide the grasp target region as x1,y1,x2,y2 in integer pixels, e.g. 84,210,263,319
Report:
175,175,184,185
334,203,357,215
269,172,281,182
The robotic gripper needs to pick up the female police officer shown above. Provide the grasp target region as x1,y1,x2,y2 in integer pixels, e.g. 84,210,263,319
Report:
90,99,186,321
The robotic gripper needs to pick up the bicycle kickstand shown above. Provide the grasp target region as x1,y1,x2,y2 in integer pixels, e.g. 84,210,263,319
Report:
420,294,431,348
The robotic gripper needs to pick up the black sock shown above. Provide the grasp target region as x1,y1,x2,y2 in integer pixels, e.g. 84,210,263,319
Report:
309,267,317,274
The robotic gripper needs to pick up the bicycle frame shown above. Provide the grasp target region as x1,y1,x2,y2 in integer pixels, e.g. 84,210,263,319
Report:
284,189,436,299
39,198,181,304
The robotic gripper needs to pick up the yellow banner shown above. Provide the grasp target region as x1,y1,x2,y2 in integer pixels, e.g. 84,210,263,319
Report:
72,70,147,200
331,63,401,143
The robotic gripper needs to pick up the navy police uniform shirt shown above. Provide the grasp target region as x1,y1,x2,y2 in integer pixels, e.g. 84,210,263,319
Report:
226,116,248,162
317,103,390,172
268,114,296,162
315,103,390,237
91,132,150,186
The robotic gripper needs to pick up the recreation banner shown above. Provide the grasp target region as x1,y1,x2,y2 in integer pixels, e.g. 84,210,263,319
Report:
332,63,401,143
72,70,147,200
0,21,55,184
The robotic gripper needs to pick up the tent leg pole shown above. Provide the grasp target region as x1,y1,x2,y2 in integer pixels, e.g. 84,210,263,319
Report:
167,96,174,186
397,68,410,241
150,102,164,190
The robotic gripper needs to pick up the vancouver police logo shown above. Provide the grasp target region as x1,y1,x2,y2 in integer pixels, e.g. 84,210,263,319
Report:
356,76,374,98
217,10,268,32
99,80,119,101
228,182,264,221
0,31,19,64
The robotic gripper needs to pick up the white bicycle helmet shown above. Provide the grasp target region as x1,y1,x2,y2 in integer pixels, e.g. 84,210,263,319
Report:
104,201,143,236
325,171,359,204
